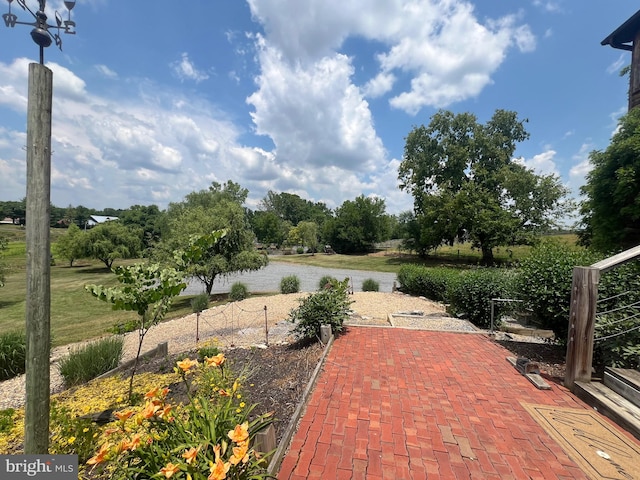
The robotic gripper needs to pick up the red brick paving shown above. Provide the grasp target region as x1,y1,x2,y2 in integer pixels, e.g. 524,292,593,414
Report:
276,327,636,479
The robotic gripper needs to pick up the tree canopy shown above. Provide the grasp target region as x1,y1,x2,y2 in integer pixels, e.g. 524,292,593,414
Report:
579,108,640,252
324,195,391,253
398,109,570,263
158,182,267,295
85,221,143,269
54,223,86,267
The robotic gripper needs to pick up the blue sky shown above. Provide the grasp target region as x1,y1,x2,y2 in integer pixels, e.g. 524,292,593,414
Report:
0,1,637,222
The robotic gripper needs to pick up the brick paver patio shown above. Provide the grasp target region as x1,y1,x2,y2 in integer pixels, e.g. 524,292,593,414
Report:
276,327,637,479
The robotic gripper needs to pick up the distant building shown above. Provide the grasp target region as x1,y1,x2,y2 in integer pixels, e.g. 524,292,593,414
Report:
85,215,119,229
602,9,640,110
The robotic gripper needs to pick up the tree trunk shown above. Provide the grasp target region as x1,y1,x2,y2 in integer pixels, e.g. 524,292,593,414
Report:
480,245,494,265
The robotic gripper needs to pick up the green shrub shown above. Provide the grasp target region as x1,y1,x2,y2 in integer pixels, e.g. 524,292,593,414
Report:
318,275,337,290
58,336,125,387
289,278,353,340
0,408,15,435
197,344,221,362
447,268,515,329
517,240,599,341
296,246,304,254
280,275,300,294
190,292,210,313
594,261,640,369
229,282,249,301
397,265,461,302
362,278,380,292
0,331,26,381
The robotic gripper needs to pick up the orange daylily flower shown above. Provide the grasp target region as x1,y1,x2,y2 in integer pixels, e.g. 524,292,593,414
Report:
208,458,230,480
86,443,111,465
182,446,199,464
177,358,199,372
205,353,226,367
144,387,160,398
160,462,180,478
228,422,249,444
229,442,249,466
124,434,141,451
114,409,134,421
157,405,172,419
142,401,161,419
218,388,231,397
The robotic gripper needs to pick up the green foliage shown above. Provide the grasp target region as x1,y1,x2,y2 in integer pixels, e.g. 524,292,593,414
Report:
446,268,515,329
516,241,598,341
197,344,220,362
260,190,332,227
296,246,304,254
50,401,102,463
397,265,461,302
87,357,273,479
58,336,124,387
0,331,26,381
0,408,15,435
85,221,143,269
594,261,640,369
280,275,300,294
53,223,87,267
229,282,249,301
362,278,380,292
86,262,189,401
399,109,570,263
289,278,354,340
318,275,337,290
579,108,640,251
158,185,268,295
324,195,392,253
190,292,210,314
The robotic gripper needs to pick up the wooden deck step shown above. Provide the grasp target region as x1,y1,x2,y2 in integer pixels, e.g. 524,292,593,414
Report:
605,367,640,409
574,380,640,441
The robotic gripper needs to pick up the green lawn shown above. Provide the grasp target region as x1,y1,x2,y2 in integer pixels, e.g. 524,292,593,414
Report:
0,258,201,347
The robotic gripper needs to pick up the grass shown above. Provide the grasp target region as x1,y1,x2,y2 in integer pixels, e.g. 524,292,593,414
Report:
0,241,227,348
275,233,579,272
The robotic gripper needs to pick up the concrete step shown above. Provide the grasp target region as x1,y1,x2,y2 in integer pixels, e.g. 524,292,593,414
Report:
605,367,640,409
574,380,640,441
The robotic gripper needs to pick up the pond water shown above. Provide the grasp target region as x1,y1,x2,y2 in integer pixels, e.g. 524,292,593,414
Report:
182,260,398,295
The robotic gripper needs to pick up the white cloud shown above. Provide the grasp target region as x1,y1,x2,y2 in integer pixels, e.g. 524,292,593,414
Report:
606,53,627,75
568,142,595,197
171,53,209,83
533,1,562,13
517,149,560,176
247,0,536,114
95,64,117,78
247,42,385,172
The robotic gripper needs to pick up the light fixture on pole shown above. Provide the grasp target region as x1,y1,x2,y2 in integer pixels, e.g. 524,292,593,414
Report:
2,0,77,454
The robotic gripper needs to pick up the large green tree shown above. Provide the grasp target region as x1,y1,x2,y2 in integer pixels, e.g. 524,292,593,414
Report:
54,223,87,266
85,221,143,269
159,182,268,294
324,196,391,253
260,191,332,226
399,109,570,263
579,108,640,252
119,204,164,251
250,210,290,247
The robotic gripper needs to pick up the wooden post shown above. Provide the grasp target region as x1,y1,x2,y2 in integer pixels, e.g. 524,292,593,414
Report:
564,266,600,390
24,63,53,454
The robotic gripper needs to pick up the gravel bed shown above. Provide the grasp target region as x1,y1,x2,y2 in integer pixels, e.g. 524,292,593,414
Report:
0,292,449,410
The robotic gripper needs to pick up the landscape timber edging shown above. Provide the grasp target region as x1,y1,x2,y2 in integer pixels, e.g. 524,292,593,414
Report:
94,341,169,381
266,333,335,476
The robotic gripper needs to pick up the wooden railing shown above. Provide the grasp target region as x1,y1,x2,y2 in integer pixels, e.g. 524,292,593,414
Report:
564,245,640,390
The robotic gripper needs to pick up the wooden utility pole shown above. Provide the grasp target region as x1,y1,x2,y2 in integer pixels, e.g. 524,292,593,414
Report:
564,266,599,390
24,62,53,454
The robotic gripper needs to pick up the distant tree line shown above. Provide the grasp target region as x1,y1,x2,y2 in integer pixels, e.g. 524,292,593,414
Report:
8,105,637,269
